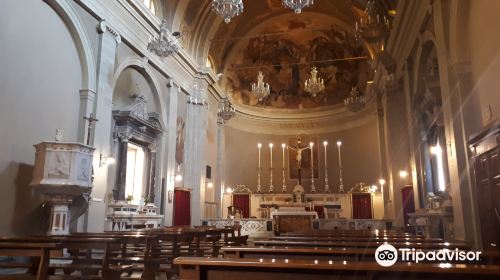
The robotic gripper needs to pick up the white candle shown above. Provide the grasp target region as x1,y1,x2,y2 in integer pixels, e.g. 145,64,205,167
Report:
258,143,262,168
309,142,314,169
281,143,285,167
269,143,273,168
323,141,328,167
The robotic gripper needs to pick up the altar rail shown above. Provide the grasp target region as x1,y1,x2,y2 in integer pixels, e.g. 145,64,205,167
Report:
201,218,392,238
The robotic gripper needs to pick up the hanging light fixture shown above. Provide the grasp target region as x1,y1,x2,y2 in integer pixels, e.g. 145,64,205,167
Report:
304,67,325,97
212,0,244,23
147,20,180,57
344,86,366,112
251,71,270,101
282,0,314,14
217,97,236,123
354,0,390,44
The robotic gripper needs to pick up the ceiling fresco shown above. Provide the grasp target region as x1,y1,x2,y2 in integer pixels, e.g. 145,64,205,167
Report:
223,18,373,110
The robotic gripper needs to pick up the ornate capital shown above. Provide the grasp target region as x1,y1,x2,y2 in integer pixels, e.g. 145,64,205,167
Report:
113,130,132,142
97,20,121,44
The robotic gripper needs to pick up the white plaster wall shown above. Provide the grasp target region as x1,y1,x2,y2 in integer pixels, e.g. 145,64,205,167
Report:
0,0,82,235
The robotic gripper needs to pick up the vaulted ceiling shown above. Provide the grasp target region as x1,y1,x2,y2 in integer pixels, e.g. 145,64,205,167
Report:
163,0,397,113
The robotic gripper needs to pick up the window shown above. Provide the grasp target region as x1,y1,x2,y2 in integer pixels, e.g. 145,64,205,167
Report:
142,0,156,15
125,143,146,204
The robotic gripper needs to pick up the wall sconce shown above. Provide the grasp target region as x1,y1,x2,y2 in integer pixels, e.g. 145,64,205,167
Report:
225,187,233,194
174,165,183,182
399,170,408,178
99,154,115,167
207,182,214,188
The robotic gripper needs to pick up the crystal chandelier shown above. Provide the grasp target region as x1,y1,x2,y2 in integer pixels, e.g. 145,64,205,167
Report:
282,0,314,14
212,0,244,23
304,67,325,97
251,71,270,101
344,86,366,112
354,1,390,44
147,20,180,57
217,97,236,123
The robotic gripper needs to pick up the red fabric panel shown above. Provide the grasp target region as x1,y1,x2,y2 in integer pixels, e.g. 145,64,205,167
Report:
232,194,250,218
401,185,416,226
314,206,325,219
174,190,190,226
352,194,372,219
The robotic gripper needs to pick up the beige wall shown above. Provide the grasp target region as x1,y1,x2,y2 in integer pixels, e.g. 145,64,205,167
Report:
224,119,382,194
468,0,500,128
0,0,83,235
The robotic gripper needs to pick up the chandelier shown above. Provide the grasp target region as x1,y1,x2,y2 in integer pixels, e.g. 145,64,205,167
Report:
304,67,325,97
344,86,366,112
251,72,270,101
147,20,180,57
212,0,244,23
354,0,390,44
217,97,236,123
282,0,314,14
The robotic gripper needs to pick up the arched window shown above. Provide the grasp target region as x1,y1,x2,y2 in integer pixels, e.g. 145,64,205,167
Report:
142,0,156,15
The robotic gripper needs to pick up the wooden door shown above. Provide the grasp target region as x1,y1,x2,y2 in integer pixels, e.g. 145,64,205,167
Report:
401,185,416,227
475,148,500,250
174,189,191,226
352,194,372,219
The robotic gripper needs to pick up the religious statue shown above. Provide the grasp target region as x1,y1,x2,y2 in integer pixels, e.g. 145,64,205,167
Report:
292,184,305,203
288,136,311,183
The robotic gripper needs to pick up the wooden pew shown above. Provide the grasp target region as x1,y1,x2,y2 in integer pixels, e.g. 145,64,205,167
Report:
174,257,500,280
222,246,500,264
252,240,469,250
270,236,444,243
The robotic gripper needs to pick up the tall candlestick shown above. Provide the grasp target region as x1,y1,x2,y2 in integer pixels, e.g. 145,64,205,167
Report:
257,143,262,193
337,141,344,193
323,141,330,193
269,143,274,193
281,143,286,193
310,142,316,193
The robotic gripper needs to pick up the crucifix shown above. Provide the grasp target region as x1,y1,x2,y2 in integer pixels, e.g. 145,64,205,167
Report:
83,113,99,146
288,136,311,185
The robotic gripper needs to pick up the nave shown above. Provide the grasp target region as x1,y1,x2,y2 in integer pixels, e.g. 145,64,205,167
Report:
1,0,500,279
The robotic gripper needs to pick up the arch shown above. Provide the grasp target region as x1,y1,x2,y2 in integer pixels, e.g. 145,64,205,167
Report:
43,0,97,93
113,57,167,128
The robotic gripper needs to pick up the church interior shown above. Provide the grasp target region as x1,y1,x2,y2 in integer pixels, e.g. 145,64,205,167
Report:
0,0,499,279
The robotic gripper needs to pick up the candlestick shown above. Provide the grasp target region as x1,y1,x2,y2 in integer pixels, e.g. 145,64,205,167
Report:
281,143,286,193
310,142,316,193
337,141,344,193
269,143,274,193
323,141,329,193
257,143,262,193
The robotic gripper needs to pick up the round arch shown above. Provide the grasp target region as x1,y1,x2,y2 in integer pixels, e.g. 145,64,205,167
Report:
113,58,168,128
44,0,97,92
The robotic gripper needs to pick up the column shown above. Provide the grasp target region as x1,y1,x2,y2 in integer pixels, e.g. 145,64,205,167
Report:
162,79,179,226
184,79,208,226
113,131,131,200
215,118,225,218
85,20,121,232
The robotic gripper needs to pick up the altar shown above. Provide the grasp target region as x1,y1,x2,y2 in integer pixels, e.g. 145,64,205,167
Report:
271,210,318,234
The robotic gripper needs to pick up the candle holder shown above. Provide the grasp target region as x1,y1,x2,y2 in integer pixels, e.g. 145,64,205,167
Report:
323,141,330,193
310,142,316,193
337,141,344,193
281,143,287,193
257,167,262,193
269,167,274,193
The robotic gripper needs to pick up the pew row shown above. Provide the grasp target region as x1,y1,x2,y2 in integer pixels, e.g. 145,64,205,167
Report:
174,257,500,280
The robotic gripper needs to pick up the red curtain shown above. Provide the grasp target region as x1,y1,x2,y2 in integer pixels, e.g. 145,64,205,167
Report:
174,190,191,226
232,194,250,218
401,185,416,226
352,194,372,219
